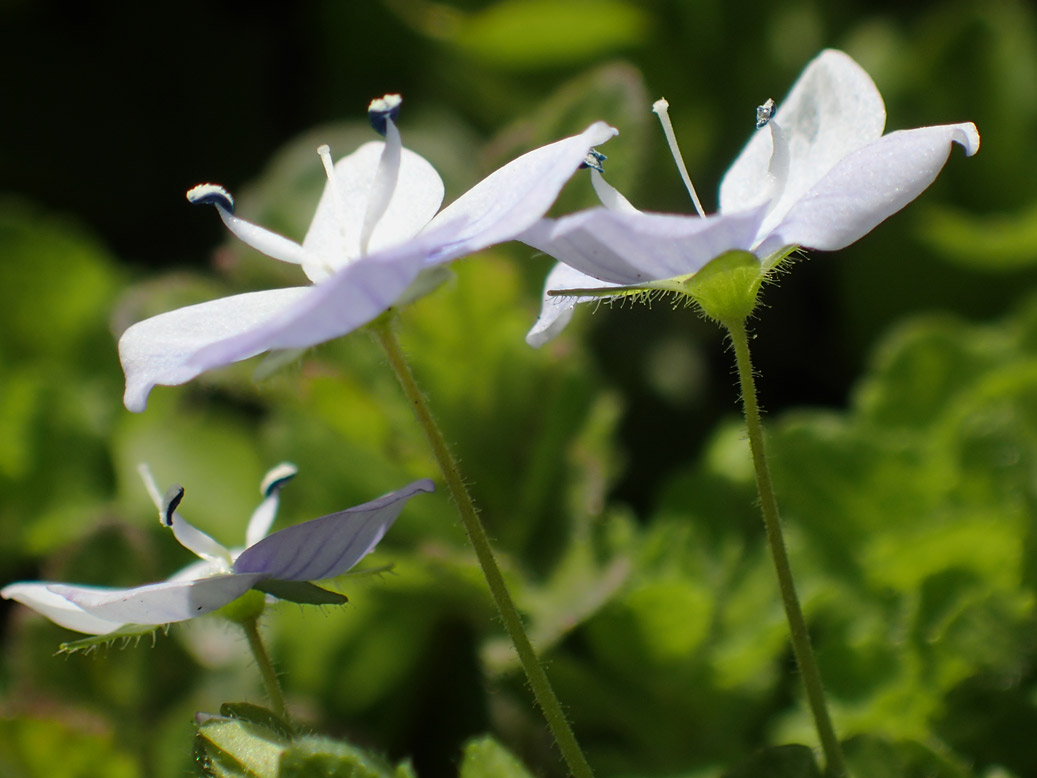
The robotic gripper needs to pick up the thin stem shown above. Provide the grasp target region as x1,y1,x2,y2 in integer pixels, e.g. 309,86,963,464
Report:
241,616,288,722
373,322,594,778
725,317,848,778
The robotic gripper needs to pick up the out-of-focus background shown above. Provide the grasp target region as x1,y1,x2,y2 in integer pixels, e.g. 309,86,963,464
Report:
2,1,1035,777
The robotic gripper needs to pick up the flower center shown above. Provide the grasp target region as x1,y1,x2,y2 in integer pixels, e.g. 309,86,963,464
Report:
316,94,404,264
652,98,706,218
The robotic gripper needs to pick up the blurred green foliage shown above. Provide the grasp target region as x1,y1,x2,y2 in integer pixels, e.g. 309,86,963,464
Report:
2,0,1037,777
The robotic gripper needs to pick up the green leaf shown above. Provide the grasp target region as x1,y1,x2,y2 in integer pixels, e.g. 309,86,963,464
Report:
278,737,399,778
458,736,534,778
719,744,822,778
453,0,649,70
218,703,295,742
195,710,290,778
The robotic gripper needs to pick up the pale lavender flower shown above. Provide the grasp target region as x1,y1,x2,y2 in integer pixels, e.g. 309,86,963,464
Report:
523,49,980,344
1,463,432,635
119,94,616,411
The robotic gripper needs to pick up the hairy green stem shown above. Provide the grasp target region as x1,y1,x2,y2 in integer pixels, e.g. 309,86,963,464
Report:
725,317,848,778
373,322,594,778
241,616,288,722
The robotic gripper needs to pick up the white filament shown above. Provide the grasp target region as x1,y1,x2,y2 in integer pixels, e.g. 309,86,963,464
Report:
652,98,706,218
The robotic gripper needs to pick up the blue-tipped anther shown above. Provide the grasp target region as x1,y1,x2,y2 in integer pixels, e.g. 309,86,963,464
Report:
161,484,185,527
186,183,235,213
755,98,776,130
261,462,299,498
368,93,403,136
580,148,607,173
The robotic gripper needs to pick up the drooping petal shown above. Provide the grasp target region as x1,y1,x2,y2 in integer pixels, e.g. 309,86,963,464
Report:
233,479,434,581
424,122,618,262
119,287,311,412
52,574,263,625
302,139,444,282
761,122,980,255
526,262,620,347
520,206,767,286
720,49,886,221
184,246,433,375
1,582,126,635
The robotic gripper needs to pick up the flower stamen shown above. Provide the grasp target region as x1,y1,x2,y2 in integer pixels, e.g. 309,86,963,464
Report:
758,98,790,227
161,484,185,527
652,98,706,218
360,94,404,256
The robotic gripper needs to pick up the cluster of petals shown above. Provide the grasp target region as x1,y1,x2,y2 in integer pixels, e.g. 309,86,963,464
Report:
1,464,433,635
522,49,980,345
118,95,616,412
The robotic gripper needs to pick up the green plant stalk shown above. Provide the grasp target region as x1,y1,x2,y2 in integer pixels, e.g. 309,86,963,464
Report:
373,322,594,778
725,317,848,778
241,615,288,722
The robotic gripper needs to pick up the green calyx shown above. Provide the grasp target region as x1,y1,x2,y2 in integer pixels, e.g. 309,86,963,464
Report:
684,250,767,326
683,246,797,326
217,589,267,624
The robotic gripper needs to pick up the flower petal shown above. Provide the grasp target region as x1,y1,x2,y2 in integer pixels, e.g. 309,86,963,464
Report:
119,287,311,412
302,139,444,281
720,49,885,221
51,574,263,625
526,262,620,347
425,122,618,262
233,479,434,581
2,582,127,635
762,122,980,255
520,206,766,286
184,246,433,379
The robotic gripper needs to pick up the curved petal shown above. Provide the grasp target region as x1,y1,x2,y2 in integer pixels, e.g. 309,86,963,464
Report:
762,122,980,254
185,246,432,375
2,582,126,635
526,262,620,347
233,479,434,581
302,140,444,281
720,49,885,219
425,122,618,262
52,574,263,625
119,287,311,412
520,206,766,285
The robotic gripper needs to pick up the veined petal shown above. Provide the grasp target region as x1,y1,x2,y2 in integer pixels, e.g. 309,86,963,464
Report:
526,262,620,347
762,122,980,254
520,206,766,286
185,246,433,374
425,122,618,262
119,287,311,412
233,479,434,581
720,49,885,219
302,140,444,281
52,574,263,625
1,582,126,635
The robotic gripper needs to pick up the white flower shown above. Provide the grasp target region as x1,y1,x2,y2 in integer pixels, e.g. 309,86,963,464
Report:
119,94,616,411
522,49,980,344
1,463,433,635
